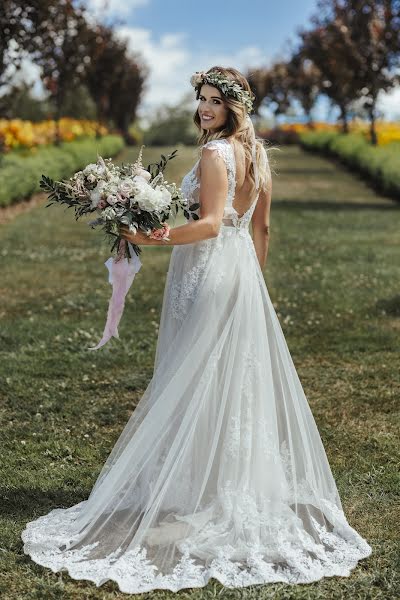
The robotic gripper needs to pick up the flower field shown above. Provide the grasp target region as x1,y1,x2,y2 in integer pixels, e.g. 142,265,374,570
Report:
260,120,400,146
0,118,109,152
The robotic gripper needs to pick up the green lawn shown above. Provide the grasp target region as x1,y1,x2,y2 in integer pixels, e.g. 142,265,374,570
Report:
0,145,399,599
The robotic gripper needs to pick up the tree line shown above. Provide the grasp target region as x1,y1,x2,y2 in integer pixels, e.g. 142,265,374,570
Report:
248,0,400,144
1,1,399,148
0,0,148,144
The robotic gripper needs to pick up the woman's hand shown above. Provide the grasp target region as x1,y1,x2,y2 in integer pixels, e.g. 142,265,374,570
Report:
119,225,149,245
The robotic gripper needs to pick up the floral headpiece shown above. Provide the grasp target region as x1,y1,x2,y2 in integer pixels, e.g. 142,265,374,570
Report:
190,70,255,114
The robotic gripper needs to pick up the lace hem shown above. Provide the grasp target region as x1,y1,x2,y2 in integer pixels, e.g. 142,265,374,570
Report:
21,501,372,594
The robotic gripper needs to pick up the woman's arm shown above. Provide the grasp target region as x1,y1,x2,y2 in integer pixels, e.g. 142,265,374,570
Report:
120,148,228,246
251,178,272,269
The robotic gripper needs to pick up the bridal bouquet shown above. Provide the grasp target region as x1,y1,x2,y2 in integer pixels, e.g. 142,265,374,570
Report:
40,147,197,350
40,146,194,258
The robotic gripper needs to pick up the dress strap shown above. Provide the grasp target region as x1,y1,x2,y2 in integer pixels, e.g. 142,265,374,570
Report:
199,139,236,207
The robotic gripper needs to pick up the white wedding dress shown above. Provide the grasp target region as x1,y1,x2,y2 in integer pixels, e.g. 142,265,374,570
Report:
21,138,371,593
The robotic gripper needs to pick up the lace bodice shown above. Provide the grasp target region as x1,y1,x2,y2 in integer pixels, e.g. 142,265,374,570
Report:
181,138,259,230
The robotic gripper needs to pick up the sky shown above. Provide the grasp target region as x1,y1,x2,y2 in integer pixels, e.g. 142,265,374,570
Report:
85,0,324,122
8,0,400,123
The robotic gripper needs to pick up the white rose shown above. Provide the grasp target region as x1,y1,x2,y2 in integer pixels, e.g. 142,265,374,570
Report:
131,176,150,195
156,185,172,207
106,194,118,205
135,185,171,212
136,168,151,182
119,179,136,197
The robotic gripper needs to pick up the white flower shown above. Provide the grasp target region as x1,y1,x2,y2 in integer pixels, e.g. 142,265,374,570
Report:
128,176,152,201
103,182,119,196
119,179,136,197
96,165,106,176
83,163,98,175
106,194,118,205
135,168,151,182
134,184,171,213
190,71,206,87
155,185,172,208
102,206,116,220
89,180,106,209
86,174,96,183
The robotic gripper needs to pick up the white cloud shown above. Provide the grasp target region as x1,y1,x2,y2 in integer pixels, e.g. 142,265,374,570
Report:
117,26,190,103
378,86,400,121
116,25,270,124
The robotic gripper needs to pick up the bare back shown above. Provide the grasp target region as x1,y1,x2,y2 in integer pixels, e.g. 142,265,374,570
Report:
229,138,259,218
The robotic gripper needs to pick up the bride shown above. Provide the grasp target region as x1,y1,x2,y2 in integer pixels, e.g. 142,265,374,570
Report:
21,66,371,594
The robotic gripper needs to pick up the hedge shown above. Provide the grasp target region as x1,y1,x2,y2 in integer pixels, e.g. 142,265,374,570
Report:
299,131,400,200
0,134,125,207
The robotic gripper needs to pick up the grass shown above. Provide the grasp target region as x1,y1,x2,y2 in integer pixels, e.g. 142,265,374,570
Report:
0,144,399,599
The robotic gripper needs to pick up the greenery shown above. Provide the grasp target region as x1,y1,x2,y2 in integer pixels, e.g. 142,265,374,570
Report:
0,135,125,207
1,145,399,599
143,101,198,146
0,82,98,122
249,1,400,140
299,131,400,199
1,3,147,142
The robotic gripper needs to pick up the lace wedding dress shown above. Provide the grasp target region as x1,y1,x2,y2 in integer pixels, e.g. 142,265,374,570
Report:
21,138,371,593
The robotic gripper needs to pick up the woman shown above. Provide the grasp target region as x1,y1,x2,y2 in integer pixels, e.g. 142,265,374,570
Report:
21,66,371,594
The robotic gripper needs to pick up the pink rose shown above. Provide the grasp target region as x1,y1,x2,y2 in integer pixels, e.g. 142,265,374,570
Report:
149,223,170,241
97,199,107,209
106,194,118,205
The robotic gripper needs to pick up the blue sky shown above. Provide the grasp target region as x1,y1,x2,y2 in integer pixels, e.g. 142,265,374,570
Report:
84,0,398,122
111,0,318,58
84,0,328,122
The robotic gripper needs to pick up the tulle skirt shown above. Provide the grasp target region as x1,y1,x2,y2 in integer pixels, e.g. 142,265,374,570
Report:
21,224,372,593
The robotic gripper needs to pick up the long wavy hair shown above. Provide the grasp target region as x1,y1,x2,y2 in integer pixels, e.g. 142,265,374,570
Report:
193,65,271,195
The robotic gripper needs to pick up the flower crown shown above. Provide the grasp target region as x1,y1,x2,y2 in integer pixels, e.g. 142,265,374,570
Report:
190,70,255,114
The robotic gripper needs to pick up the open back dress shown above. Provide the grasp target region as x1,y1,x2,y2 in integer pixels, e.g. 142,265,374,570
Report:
21,138,372,594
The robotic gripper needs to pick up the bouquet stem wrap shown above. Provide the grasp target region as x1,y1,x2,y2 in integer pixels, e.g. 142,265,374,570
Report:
89,241,142,350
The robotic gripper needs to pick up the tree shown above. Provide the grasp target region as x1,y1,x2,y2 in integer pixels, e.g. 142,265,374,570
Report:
333,0,400,144
299,12,361,133
247,68,270,114
299,0,400,140
0,81,50,120
85,24,129,137
0,0,51,86
0,1,53,94
287,55,321,126
106,53,147,143
247,63,291,122
85,24,148,140
34,1,98,144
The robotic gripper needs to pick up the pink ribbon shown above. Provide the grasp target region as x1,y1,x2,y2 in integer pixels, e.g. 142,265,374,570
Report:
88,242,142,350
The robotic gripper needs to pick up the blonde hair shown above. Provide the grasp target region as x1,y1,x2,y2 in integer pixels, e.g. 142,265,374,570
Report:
193,65,271,195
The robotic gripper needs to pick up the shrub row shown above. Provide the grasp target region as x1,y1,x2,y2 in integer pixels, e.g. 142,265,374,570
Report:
299,131,400,200
0,135,124,207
